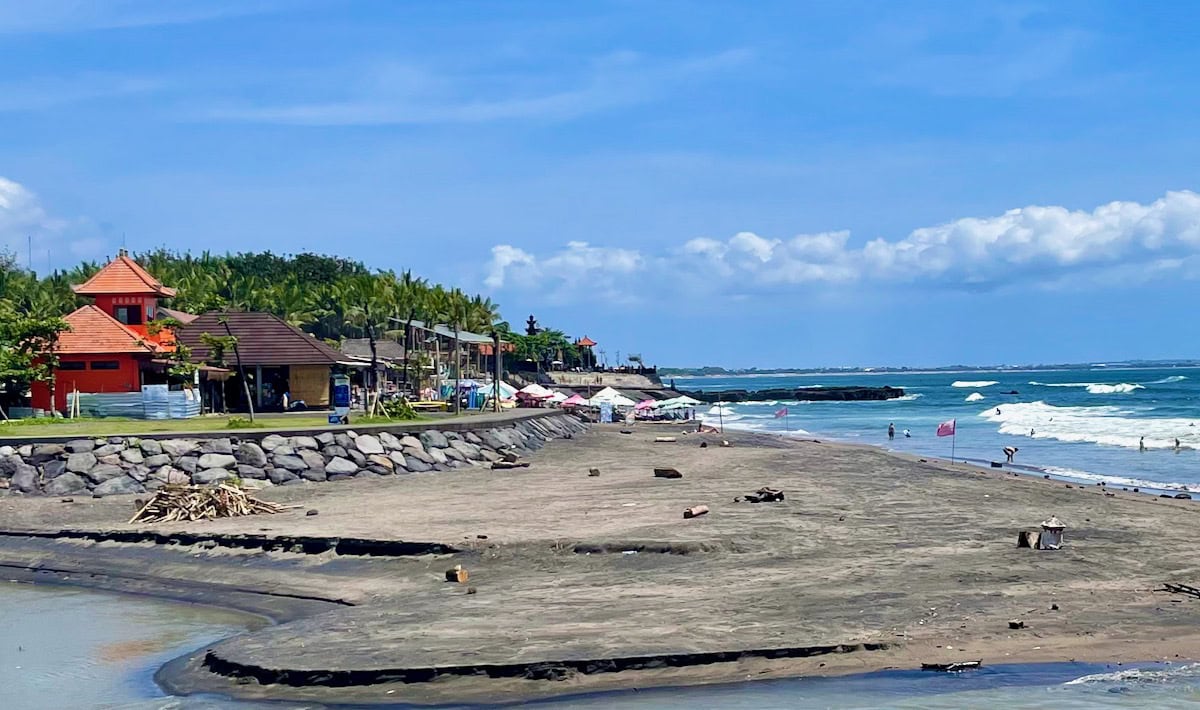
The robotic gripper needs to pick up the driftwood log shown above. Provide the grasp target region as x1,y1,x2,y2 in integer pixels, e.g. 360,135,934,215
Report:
683,505,709,519
654,468,683,479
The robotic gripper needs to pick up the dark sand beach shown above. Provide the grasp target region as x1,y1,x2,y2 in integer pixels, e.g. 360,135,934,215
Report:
3,421,1200,705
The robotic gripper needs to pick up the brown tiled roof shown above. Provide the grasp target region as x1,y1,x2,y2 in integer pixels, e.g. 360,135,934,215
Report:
340,337,405,362
576,336,597,347
56,305,157,355
177,311,348,366
72,254,177,297
158,307,198,324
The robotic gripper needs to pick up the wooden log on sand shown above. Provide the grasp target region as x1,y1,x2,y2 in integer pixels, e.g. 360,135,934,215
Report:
683,505,709,519
654,436,677,443
654,468,683,479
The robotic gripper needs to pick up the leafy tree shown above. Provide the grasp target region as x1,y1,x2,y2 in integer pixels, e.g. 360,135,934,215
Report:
0,305,71,416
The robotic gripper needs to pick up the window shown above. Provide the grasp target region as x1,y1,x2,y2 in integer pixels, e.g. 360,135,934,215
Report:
114,305,142,325
90,361,120,370
58,361,85,371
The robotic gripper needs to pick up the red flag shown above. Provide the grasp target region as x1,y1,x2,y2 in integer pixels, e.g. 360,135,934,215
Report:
775,407,789,418
936,419,956,437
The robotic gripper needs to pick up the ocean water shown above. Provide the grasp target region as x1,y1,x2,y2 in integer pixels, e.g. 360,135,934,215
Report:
670,366,1200,493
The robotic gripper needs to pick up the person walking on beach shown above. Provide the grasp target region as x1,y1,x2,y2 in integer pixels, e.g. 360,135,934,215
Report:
888,423,895,440
1004,446,1018,463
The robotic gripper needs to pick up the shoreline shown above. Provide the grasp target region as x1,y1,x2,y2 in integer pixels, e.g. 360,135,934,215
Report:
3,425,1200,704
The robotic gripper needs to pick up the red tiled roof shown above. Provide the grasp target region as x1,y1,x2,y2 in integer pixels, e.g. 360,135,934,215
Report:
576,336,597,347
72,254,177,297
177,311,348,366
56,305,157,355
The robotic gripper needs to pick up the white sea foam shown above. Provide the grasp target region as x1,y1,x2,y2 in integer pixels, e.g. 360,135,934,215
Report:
1041,466,1200,493
964,392,985,402
706,405,736,417
890,393,923,401
1085,383,1143,394
951,380,998,388
1065,662,1200,685
1148,375,1189,384
981,401,1200,449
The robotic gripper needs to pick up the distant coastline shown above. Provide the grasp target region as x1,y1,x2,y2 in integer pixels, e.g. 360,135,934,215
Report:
661,360,1200,378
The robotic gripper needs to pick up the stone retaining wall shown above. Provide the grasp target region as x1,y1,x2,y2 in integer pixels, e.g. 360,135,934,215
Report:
0,413,587,497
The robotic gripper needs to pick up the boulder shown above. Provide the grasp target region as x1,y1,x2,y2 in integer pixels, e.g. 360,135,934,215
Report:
334,433,355,450
290,436,319,450
433,463,451,472
441,446,465,462
97,454,122,466
45,472,88,495
348,449,367,466
405,458,432,473
399,435,422,450
93,475,144,496
268,468,299,485
160,439,197,458
464,432,484,445
66,452,98,474
139,439,163,456
0,446,12,456
326,457,359,475
175,456,199,474
236,442,268,467
300,468,327,482
323,445,348,458
200,438,233,455
0,455,20,478
94,443,124,457
315,432,336,446
272,455,308,472
120,448,145,465
11,464,38,493
298,450,326,473
420,430,449,449
42,460,67,480
193,469,231,485
379,432,403,450
388,451,407,469
479,448,502,463
150,466,190,485
328,473,353,482
30,444,66,464
85,464,125,484
237,465,267,480
260,434,288,451
358,470,384,478
198,453,237,469
143,454,171,469
367,454,394,472
66,439,96,454
354,435,384,455
427,447,449,465
240,478,272,491
280,477,306,486
16,445,32,457
126,465,152,482
450,439,483,460
403,446,433,464
444,430,461,441
272,445,296,457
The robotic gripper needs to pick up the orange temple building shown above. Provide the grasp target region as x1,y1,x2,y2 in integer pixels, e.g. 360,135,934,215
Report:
31,250,180,413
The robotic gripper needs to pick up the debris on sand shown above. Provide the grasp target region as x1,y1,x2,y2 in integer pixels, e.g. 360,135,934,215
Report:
653,467,683,479
683,505,709,519
740,487,785,503
588,468,601,477
654,436,677,443
128,484,294,524
921,660,982,672
445,565,469,584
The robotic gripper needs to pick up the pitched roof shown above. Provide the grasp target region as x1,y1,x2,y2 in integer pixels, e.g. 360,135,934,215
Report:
72,253,177,297
576,336,597,347
159,307,198,324
56,305,157,355
340,337,405,363
177,311,348,366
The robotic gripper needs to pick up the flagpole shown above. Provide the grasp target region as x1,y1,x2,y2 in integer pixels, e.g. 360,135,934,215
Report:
717,392,725,433
952,429,956,463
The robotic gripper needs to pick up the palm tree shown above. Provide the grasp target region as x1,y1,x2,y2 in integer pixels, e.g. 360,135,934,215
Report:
345,273,396,414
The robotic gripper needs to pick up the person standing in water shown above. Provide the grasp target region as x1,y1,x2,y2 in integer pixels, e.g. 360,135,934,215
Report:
1004,446,1018,463
903,428,911,438
888,423,895,440
1139,436,1146,452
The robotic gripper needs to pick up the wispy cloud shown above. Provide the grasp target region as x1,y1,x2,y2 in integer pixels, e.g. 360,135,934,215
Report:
0,0,289,34
205,49,753,126
0,73,162,112
0,177,104,271
483,191,1200,303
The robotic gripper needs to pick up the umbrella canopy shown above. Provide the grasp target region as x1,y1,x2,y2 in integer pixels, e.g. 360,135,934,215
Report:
589,386,637,407
519,383,556,399
635,399,657,411
562,394,587,407
672,395,704,405
480,380,518,399
548,391,569,403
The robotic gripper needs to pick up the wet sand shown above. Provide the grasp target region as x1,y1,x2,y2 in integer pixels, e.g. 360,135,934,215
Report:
3,422,1200,704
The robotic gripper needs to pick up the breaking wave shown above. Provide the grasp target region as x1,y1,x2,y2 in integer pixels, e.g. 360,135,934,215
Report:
981,401,1199,450
890,393,923,401
1027,381,1144,394
951,380,998,388
1148,375,1189,384
1041,466,1200,493
1066,662,1200,686
964,392,985,402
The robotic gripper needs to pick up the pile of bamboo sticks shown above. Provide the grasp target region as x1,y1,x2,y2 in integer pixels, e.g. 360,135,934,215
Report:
129,484,293,524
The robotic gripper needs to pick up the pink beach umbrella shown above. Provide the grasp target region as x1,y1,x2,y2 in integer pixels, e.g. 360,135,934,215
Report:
635,399,656,411
562,394,587,407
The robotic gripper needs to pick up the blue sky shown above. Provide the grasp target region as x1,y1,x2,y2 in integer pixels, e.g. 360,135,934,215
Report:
3,0,1200,368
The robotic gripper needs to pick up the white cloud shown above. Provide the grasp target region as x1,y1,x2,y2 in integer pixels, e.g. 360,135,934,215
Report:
484,241,643,303
484,191,1200,301
0,177,101,272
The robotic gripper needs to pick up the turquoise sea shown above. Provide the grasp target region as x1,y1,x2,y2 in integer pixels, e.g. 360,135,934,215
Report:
670,365,1200,493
